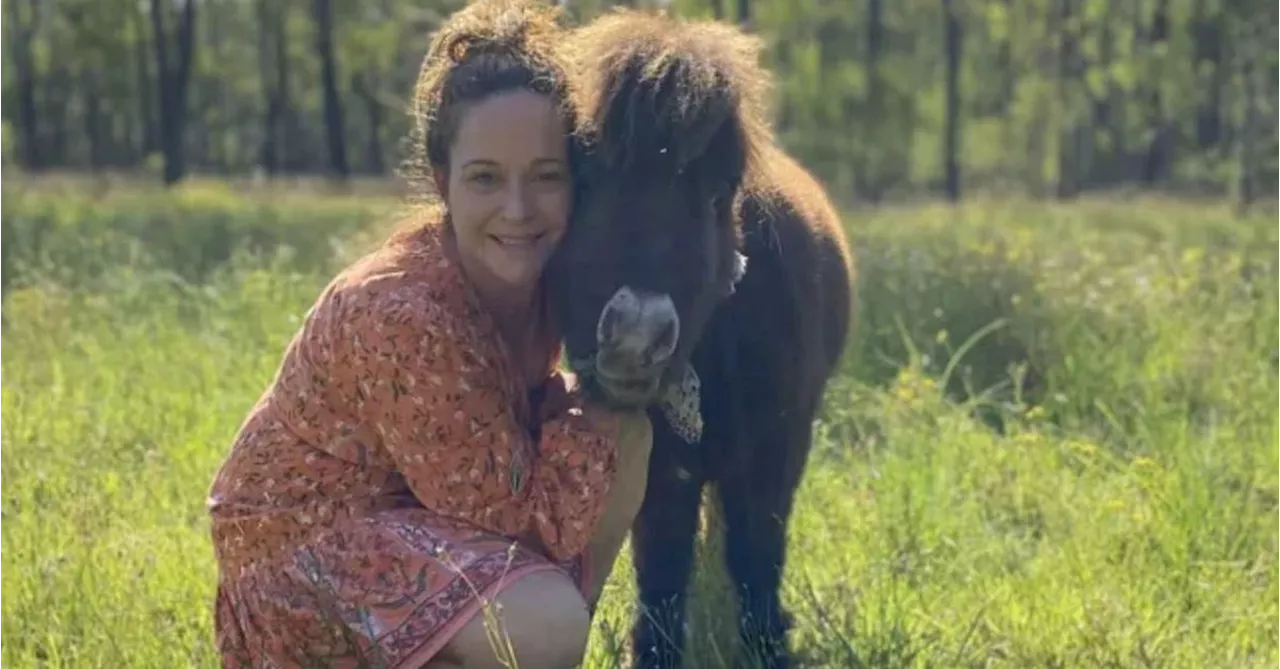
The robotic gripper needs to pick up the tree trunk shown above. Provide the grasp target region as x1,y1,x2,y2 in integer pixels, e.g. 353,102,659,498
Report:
1235,17,1262,213
1141,0,1170,184
82,71,105,169
1192,0,1224,150
150,0,198,185
5,0,41,168
942,0,962,201
313,0,349,180
134,6,156,159
1056,0,1080,199
257,0,290,176
353,73,385,174
47,67,71,165
862,0,884,203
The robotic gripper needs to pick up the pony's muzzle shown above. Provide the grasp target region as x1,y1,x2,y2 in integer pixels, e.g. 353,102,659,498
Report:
595,286,680,381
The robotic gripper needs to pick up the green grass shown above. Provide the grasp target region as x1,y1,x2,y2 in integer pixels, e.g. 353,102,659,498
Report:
3,179,1276,667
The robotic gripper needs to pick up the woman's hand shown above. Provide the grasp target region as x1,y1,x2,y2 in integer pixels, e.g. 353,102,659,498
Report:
536,371,578,423
537,372,650,452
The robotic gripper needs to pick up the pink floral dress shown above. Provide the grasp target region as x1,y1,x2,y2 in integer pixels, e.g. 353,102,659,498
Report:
207,220,621,667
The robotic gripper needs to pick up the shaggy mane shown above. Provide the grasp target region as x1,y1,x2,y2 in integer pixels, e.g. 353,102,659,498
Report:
566,9,775,180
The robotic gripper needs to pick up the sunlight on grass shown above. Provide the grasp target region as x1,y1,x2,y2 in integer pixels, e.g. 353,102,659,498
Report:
2,185,1276,667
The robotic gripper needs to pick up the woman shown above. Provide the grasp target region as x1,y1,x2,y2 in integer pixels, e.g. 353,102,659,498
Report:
206,2,652,667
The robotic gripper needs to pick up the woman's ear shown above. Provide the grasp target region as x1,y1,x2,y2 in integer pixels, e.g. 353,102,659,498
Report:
433,171,448,201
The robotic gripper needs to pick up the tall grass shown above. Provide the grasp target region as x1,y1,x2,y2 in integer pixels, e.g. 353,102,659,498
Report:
3,180,1276,667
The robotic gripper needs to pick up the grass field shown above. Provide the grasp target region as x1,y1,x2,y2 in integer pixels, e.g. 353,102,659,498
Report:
2,177,1277,667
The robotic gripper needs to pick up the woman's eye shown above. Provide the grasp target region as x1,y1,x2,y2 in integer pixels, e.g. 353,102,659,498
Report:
535,170,565,183
469,172,498,186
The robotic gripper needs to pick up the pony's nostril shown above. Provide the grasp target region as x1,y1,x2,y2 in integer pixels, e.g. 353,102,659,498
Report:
645,316,678,365
598,304,622,346
596,286,641,347
595,285,679,369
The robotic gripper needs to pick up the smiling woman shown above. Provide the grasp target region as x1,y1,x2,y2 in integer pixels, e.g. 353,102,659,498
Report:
442,89,571,289
438,88,574,386
204,1,654,668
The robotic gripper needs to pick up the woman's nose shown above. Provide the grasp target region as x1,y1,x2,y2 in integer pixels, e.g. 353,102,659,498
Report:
501,181,530,222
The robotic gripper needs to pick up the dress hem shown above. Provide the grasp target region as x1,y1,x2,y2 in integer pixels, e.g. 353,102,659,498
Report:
390,561,565,668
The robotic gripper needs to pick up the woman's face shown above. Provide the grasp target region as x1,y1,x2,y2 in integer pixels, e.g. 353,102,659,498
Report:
443,90,572,292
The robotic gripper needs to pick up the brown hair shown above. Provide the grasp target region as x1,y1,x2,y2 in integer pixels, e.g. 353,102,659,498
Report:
399,0,577,205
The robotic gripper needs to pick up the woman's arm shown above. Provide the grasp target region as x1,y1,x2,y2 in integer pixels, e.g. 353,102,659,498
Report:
332,279,621,562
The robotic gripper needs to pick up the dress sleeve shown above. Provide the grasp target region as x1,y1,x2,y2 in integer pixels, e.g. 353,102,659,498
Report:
334,281,621,562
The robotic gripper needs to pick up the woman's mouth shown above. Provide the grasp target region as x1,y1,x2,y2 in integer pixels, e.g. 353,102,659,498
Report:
490,232,545,248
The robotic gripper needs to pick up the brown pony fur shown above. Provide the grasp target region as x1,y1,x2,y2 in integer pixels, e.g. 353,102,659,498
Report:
549,9,856,669
567,10,774,184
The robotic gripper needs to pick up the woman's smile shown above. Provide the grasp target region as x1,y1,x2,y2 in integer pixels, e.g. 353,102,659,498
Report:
489,231,547,247
443,88,573,291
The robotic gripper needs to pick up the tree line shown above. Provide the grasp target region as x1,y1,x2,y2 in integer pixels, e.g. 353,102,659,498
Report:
2,0,1276,206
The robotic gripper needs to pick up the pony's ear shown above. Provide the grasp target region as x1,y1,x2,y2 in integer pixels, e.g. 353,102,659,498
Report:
722,250,748,297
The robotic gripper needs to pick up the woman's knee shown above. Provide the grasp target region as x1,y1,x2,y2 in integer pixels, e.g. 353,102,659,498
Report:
432,569,590,669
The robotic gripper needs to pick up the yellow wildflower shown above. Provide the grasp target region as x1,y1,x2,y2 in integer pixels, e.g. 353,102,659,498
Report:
1131,456,1157,470
1068,440,1099,458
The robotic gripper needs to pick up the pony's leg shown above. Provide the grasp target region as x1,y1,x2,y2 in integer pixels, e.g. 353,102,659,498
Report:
717,412,812,669
630,419,705,669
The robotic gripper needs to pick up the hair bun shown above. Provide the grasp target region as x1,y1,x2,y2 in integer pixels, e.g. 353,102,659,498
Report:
431,0,562,67
406,0,575,198
443,32,520,65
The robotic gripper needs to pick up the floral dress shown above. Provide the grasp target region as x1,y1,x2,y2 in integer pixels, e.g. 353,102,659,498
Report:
207,220,621,668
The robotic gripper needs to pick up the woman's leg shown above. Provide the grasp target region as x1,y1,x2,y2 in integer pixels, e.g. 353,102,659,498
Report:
425,411,653,669
582,410,655,607
424,569,591,669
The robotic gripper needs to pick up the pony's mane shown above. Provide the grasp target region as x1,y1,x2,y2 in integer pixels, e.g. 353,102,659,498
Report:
566,9,775,181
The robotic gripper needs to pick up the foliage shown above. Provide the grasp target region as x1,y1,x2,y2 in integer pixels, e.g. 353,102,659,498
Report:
2,183,1275,667
0,174,404,293
2,0,1276,202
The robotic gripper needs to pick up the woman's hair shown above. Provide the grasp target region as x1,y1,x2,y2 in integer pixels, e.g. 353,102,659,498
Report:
400,0,576,203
